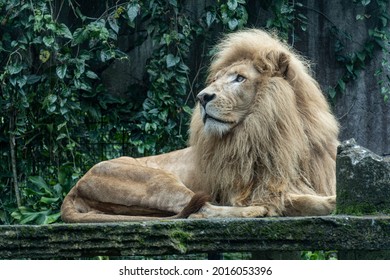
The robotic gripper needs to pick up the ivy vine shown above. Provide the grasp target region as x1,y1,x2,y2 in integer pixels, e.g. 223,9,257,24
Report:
329,0,390,102
0,0,249,224
0,0,125,224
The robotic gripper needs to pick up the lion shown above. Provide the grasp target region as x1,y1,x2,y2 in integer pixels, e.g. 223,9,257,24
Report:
61,29,339,222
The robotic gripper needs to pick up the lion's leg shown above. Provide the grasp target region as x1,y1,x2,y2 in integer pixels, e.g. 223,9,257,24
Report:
61,157,204,222
189,203,279,218
189,188,284,219
189,194,336,218
283,194,336,216
62,189,209,223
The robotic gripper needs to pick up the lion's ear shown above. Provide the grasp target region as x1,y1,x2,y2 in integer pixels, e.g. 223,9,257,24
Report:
255,50,290,77
277,52,290,77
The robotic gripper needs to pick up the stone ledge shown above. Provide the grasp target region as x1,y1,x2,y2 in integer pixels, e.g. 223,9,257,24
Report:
1,216,390,259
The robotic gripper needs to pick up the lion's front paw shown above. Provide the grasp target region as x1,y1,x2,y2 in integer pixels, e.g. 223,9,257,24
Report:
242,206,279,217
327,195,336,207
186,203,280,219
242,206,268,217
188,212,205,219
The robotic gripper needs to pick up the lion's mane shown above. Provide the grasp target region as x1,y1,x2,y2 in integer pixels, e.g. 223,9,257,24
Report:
189,29,339,213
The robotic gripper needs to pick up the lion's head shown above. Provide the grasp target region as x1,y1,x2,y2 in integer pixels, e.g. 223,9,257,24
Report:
189,29,339,209
196,60,261,136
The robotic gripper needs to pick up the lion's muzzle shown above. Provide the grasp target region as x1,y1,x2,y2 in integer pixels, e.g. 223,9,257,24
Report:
197,91,216,107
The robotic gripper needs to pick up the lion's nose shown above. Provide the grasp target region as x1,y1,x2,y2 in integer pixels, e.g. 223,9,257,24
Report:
197,92,216,107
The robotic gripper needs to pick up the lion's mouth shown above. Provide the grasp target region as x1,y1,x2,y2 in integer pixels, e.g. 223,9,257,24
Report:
203,114,233,124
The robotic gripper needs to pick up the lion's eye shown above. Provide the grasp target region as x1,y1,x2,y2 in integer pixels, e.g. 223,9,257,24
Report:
234,74,246,83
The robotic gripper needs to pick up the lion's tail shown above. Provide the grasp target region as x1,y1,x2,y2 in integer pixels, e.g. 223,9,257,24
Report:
175,192,211,218
60,190,210,223
60,187,92,223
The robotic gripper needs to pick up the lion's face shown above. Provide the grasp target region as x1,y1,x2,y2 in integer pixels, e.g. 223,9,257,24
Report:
196,61,261,136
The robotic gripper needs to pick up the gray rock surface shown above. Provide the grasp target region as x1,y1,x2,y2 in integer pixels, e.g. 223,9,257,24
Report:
336,139,390,214
2,216,390,259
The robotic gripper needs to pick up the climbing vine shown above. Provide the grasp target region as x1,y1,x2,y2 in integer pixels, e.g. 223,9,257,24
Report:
329,0,390,102
262,0,390,102
0,0,125,224
261,0,308,42
0,0,249,225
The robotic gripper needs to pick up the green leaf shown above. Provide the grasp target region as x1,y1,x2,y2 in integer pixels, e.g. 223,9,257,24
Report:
166,54,180,68
39,49,51,63
76,59,85,75
127,3,140,22
56,64,67,79
43,212,61,224
53,183,63,196
356,14,364,20
228,18,239,30
158,110,168,121
100,50,111,62
206,11,216,27
338,79,346,91
328,88,337,99
56,133,67,140
72,28,86,45
46,22,56,31
16,76,27,88
148,108,159,115
60,107,69,115
28,176,52,194
182,105,193,115
9,77,17,86
8,64,23,75
374,38,386,49
178,62,190,73
227,0,238,10
47,104,56,113
58,23,73,39
361,0,371,6
10,209,22,220
356,52,366,62
379,15,388,28
47,94,57,105
57,122,67,131
346,64,354,74
169,0,178,7
43,36,55,47
18,34,28,45
26,74,41,84
40,197,60,204
86,70,99,79
19,212,40,224
108,17,119,34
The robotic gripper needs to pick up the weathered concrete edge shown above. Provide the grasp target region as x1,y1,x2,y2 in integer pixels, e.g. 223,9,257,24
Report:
1,216,390,259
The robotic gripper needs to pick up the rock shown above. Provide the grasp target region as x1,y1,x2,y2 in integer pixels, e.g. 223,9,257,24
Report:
336,139,390,215
2,217,390,259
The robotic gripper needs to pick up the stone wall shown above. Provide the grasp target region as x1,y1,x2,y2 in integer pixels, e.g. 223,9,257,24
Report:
246,0,389,156
289,0,390,157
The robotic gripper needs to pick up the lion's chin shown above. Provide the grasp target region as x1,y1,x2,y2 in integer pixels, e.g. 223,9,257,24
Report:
203,117,233,137
203,113,232,125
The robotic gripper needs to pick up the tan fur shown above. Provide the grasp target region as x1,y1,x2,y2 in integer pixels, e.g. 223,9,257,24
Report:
61,29,339,223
